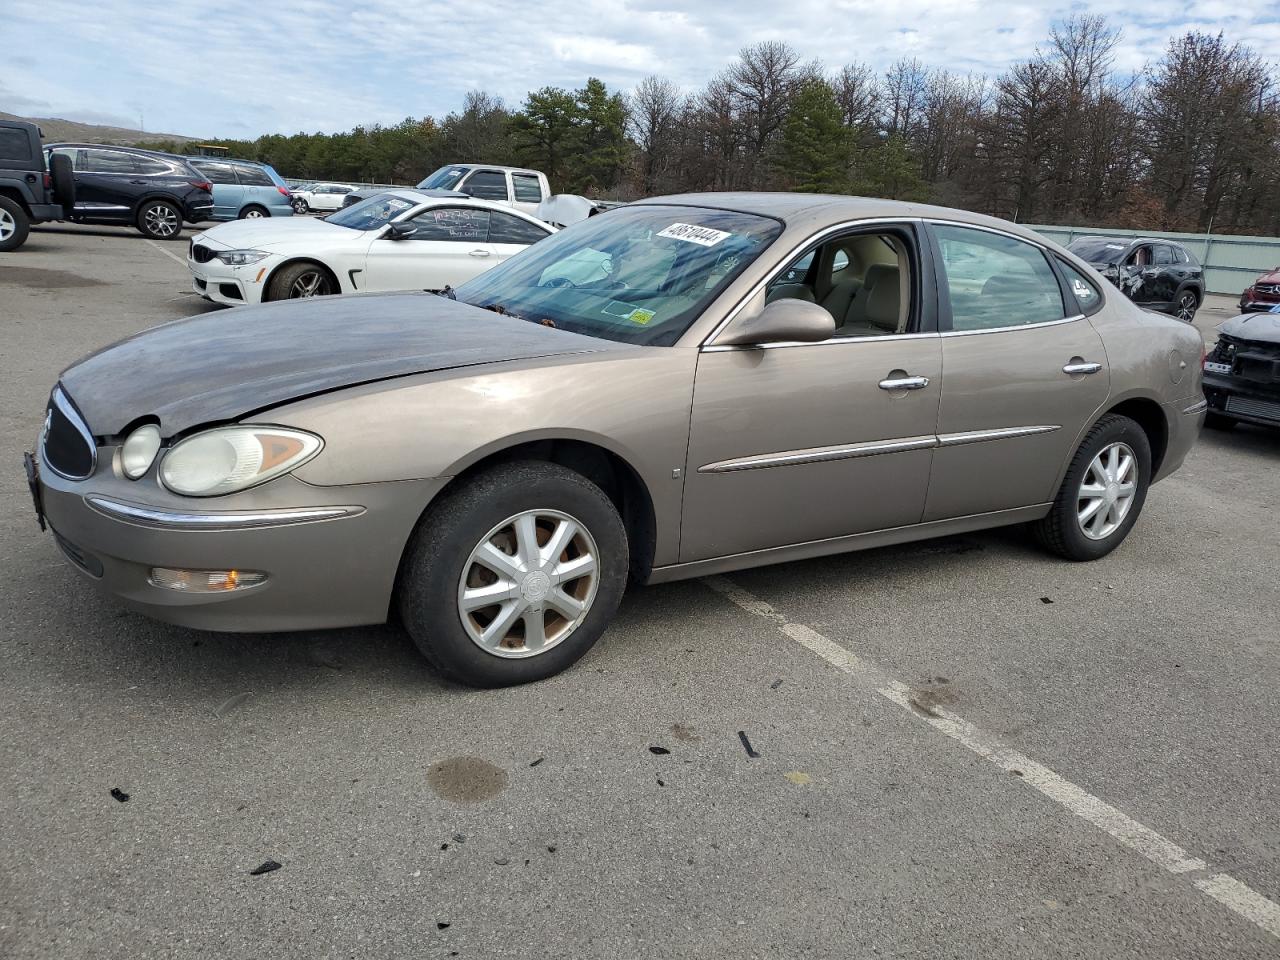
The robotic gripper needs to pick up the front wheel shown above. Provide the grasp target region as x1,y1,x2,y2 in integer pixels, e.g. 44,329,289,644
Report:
292,198,309,214
1032,414,1152,561
136,200,182,239
0,195,31,251
1175,290,1199,322
265,261,335,300
398,461,629,687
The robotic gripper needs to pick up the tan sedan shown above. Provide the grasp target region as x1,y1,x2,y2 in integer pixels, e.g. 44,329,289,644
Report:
28,194,1206,686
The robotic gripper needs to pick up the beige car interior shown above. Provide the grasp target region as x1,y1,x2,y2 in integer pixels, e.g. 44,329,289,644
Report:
767,233,912,337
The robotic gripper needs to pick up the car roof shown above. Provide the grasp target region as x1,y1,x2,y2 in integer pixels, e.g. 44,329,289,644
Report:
381,189,544,217
445,164,544,175
44,142,192,161
632,192,1055,246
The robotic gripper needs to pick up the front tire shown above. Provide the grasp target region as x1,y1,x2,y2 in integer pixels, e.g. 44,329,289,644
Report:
1033,414,1152,561
136,199,182,239
0,195,31,251
292,198,309,214
265,261,336,300
398,461,629,687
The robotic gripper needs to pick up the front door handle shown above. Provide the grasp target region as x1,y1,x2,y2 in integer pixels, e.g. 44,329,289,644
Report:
1062,361,1102,375
469,249,491,258
879,375,930,391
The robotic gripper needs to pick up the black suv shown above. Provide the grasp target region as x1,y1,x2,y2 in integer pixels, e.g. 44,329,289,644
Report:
1066,236,1205,322
0,119,74,251
43,143,214,240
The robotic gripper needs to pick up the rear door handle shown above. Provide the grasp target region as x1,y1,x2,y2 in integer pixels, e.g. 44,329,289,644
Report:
1062,361,1102,376
128,179,147,185
469,249,491,258
878,376,930,391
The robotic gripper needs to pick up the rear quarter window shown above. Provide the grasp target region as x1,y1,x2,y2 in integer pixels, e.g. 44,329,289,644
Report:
0,128,32,162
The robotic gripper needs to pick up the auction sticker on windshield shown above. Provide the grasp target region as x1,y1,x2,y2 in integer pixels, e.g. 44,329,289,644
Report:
657,223,732,247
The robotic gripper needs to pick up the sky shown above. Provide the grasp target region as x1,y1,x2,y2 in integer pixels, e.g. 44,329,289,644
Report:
4,0,1280,140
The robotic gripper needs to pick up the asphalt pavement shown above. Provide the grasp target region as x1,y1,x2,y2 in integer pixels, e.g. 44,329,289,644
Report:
1,222,1277,959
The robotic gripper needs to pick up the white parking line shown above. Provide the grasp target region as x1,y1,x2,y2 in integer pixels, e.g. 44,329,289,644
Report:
145,239,187,266
704,575,1280,942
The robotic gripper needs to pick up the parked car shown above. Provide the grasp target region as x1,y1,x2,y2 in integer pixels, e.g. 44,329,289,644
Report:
1237,268,1280,313
27,194,1205,687
185,157,294,220
1067,236,1204,322
187,190,554,305
1202,308,1280,430
291,182,355,213
344,165,551,214
0,119,74,251
42,143,213,240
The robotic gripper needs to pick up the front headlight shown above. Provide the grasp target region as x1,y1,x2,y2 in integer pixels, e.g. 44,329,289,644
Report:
120,424,162,479
215,249,270,266
160,426,322,497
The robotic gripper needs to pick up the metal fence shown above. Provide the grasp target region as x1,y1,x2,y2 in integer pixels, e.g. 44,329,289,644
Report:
1029,224,1280,297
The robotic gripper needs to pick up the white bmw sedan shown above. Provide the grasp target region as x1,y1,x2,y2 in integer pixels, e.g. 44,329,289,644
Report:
187,191,555,306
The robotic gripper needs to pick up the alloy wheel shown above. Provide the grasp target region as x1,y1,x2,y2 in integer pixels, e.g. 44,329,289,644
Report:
456,509,600,659
1077,441,1138,540
289,270,330,297
1177,293,1197,321
0,208,14,241
144,204,178,237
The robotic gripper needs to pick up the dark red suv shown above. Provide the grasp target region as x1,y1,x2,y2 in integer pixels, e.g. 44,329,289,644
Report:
1238,268,1280,313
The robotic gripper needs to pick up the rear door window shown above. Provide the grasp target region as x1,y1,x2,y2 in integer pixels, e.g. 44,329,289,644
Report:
512,173,544,203
1057,260,1103,314
934,224,1066,330
460,170,508,200
82,150,139,174
488,211,551,245
194,161,238,184
134,156,176,175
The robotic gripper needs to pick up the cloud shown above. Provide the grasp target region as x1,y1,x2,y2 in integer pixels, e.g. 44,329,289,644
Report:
3,0,1279,139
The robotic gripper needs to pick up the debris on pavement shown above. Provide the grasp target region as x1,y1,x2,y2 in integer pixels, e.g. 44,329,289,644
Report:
1040,597,1054,604
770,679,783,690
109,788,129,803
737,731,760,758
529,757,545,767
649,746,670,755
249,860,282,876
784,772,812,785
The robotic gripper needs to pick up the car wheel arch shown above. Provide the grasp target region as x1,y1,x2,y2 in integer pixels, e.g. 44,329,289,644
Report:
411,435,658,585
1046,393,1169,500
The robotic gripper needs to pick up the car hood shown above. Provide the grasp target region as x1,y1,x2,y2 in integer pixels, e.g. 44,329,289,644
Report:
59,294,628,436
196,217,367,250
1218,311,1280,345
1250,270,1280,286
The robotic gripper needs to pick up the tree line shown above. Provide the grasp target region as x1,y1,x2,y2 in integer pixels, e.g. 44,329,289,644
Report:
142,16,1280,235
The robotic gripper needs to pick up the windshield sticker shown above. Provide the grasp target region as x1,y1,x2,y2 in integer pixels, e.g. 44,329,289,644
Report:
657,222,732,247
627,308,656,325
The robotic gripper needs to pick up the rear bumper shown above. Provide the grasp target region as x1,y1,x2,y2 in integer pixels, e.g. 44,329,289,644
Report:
1203,371,1280,427
1154,396,1205,481
32,453,445,632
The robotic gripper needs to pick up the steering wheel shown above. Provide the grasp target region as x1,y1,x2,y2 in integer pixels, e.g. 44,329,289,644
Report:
539,276,578,289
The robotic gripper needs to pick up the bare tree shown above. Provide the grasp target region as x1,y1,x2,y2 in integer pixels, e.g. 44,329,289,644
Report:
628,75,681,194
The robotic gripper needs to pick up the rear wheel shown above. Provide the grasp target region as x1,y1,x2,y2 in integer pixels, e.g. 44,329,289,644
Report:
136,199,182,239
1033,414,1152,561
1176,289,1199,322
0,196,31,251
398,461,628,687
265,261,336,301
239,205,268,219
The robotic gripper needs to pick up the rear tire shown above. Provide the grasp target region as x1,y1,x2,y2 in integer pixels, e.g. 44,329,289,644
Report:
265,261,336,300
136,199,182,240
239,205,268,219
1032,414,1152,561
398,461,629,687
0,196,31,251
1205,412,1237,431
1175,289,1199,322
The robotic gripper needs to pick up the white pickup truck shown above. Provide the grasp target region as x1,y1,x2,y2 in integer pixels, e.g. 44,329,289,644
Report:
342,164,552,215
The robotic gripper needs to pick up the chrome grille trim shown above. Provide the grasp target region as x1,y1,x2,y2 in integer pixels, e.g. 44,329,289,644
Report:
42,386,97,480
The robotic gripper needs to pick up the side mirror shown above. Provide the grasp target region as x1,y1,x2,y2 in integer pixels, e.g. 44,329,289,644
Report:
384,221,415,241
715,297,835,346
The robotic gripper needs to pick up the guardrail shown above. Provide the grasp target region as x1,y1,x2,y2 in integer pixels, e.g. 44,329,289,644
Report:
1029,224,1280,297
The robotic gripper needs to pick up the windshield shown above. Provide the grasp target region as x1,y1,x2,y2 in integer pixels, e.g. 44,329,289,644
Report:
453,205,782,346
323,194,414,231
1067,237,1128,263
418,165,469,190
